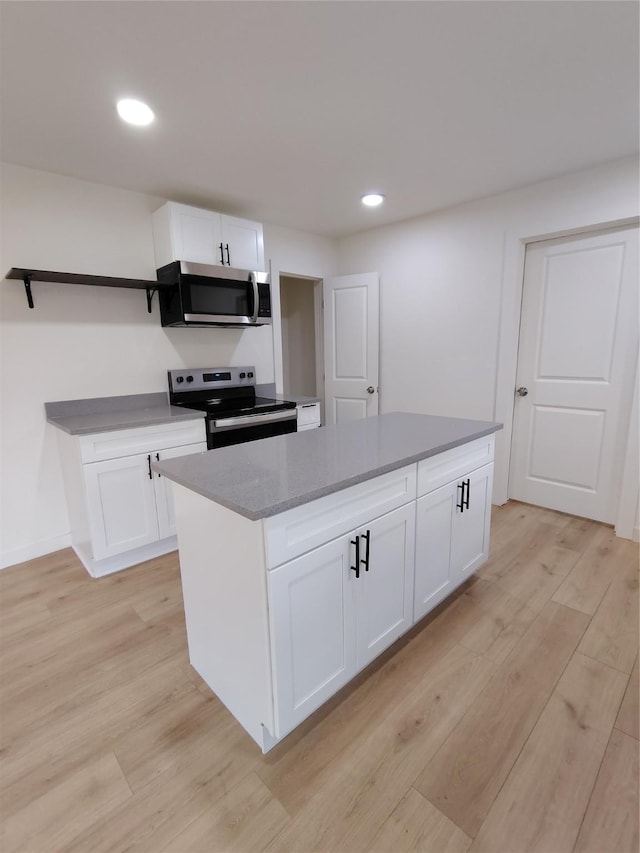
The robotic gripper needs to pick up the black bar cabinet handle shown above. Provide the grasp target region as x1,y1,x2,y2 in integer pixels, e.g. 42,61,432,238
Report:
225,244,231,265
147,454,153,480
464,478,470,510
361,530,370,571
219,243,225,265
350,536,360,579
457,481,465,512
155,452,161,477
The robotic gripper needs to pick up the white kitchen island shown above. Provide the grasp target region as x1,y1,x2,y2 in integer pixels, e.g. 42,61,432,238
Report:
153,412,502,752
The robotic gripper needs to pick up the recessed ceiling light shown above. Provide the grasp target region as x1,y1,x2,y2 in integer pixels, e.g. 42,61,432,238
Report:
116,98,155,126
361,193,385,207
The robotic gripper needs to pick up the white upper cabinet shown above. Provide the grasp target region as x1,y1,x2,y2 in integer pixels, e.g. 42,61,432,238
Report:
220,214,265,271
152,201,265,271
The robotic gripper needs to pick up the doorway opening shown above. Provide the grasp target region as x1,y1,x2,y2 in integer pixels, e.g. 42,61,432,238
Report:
279,274,324,418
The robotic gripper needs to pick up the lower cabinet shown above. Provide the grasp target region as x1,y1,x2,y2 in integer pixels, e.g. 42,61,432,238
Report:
169,434,496,751
83,442,206,560
414,462,493,621
57,419,206,577
268,502,415,736
296,402,321,431
84,452,163,559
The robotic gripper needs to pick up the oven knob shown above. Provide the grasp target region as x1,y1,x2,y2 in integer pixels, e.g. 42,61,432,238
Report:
248,371,254,378
176,376,184,384
239,372,246,379
186,375,194,383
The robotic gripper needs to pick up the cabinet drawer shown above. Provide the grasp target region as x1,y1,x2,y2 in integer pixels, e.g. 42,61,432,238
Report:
264,464,417,569
417,435,495,497
79,419,206,463
296,403,320,428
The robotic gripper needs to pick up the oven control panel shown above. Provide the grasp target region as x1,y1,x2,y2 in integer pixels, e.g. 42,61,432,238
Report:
168,366,256,393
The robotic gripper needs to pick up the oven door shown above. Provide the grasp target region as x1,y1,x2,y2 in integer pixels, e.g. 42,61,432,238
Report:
207,409,297,449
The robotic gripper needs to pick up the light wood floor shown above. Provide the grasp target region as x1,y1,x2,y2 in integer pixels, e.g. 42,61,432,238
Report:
1,501,638,853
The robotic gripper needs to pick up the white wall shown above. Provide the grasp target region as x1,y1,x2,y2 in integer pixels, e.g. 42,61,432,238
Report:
336,156,639,514
0,164,335,567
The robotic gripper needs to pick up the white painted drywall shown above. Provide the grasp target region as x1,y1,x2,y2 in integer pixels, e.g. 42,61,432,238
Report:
0,164,335,567
336,156,639,518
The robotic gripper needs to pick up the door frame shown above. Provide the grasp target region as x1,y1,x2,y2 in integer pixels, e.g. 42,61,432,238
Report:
271,268,324,415
494,215,639,538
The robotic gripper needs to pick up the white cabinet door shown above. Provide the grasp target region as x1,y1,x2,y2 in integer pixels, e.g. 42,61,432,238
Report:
355,503,415,669
172,204,223,266
414,482,457,622
269,501,415,735
451,463,493,581
153,202,224,267
220,215,265,271
153,202,265,270
84,453,160,560
268,537,356,737
154,442,207,539
414,463,494,622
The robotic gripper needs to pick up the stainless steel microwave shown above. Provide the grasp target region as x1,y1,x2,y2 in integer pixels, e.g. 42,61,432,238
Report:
156,260,272,327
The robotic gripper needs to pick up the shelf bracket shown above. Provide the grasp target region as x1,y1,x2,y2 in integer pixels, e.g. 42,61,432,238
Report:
145,287,158,314
23,274,35,309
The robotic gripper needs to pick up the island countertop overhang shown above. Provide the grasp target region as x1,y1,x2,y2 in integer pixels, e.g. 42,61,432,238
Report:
152,412,502,521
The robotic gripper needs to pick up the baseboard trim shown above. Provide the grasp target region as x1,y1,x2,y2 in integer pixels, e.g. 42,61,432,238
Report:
1,533,72,569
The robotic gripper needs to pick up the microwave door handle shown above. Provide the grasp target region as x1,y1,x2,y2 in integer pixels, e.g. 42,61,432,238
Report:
250,272,259,323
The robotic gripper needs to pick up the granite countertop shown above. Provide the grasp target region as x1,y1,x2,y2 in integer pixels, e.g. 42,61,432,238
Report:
153,412,502,521
277,394,320,405
45,392,205,435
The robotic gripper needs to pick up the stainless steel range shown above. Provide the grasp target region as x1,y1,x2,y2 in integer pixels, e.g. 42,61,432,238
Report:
168,366,297,449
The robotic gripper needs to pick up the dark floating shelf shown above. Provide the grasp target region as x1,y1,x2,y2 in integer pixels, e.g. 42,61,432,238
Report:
5,267,168,312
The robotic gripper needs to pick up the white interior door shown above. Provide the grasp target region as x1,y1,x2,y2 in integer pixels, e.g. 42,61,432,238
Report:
509,226,639,522
323,273,379,424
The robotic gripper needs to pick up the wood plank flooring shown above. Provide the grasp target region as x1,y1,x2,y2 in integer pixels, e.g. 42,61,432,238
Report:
1,501,637,853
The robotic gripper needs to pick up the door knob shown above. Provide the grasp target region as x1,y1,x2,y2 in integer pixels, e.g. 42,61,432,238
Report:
366,386,375,394
516,387,529,397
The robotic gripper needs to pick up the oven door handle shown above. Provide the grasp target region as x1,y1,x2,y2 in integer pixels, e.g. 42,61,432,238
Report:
250,271,259,324
211,409,297,430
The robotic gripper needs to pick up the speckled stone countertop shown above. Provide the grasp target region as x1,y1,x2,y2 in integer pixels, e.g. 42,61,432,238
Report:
153,412,502,521
276,394,320,405
45,393,205,435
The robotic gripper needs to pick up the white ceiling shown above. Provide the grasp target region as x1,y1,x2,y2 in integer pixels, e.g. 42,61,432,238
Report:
1,1,638,238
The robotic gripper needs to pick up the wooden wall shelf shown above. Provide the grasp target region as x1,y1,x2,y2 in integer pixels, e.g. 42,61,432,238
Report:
5,267,168,312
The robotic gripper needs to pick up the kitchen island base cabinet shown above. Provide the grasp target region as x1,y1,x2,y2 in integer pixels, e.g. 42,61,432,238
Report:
166,428,496,752
268,503,415,737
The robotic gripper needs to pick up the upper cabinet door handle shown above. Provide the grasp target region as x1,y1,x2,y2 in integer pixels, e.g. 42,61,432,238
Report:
224,244,231,266
219,243,225,265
